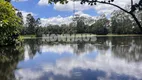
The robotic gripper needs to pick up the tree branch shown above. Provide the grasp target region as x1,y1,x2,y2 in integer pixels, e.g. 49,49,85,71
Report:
82,0,142,32
96,1,142,32
87,0,130,14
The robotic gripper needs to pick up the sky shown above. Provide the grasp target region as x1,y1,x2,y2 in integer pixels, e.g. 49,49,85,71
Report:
11,0,139,26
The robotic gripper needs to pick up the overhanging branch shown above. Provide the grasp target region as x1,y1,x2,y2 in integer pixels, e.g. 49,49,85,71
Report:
81,0,142,32
87,0,130,14
95,1,142,31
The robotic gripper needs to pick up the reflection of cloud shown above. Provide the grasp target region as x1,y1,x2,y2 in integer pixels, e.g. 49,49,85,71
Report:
23,43,99,61
15,52,142,80
40,44,98,55
15,68,43,80
24,45,30,61
40,44,74,54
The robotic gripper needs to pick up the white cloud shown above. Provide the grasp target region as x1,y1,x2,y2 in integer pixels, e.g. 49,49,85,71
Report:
75,11,90,17
17,11,37,24
37,0,141,26
21,0,140,26
38,0,140,15
40,11,96,26
40,15,73,26
18,10,95,26
38,0,49,6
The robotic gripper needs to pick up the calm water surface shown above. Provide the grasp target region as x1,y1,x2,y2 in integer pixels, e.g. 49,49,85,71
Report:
0,36,142,80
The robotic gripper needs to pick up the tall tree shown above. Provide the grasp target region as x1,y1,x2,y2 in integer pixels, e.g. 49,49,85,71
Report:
35,18,43,37
73,14,87,33
90,15,109,35
17,11,24,25
35,18,41,27
26,14,36,35
111,10,137,34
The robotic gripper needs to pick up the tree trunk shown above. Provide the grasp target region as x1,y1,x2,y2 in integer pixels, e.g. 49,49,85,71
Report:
130,12,142,32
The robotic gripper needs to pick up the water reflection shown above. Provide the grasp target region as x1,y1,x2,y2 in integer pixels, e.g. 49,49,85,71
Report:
0,46,24,80
0,36,142,80
111,37,142,62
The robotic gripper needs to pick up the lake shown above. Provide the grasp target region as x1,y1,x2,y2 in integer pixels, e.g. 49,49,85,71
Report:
0,36,142,80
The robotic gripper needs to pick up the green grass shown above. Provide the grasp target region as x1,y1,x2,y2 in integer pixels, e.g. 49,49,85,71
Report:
21,35,36,39
59,34,142,37
21,34,142,39
103,34,139,36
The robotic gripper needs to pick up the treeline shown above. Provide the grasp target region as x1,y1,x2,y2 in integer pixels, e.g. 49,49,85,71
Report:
18,10,142,37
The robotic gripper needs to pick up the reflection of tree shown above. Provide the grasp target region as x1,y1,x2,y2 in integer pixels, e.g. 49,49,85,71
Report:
111,37,142,62
0,46,24,80
71,36,142,62
111,36,133,45
74,43,86,55
24,38,42,59
23,36,142,62
95,37,110,51
69,37,110,55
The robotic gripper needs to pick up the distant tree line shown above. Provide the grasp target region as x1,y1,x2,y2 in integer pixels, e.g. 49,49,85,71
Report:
18,9,142,37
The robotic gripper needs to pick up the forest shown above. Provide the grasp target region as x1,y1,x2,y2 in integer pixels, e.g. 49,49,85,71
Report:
20,9,142,37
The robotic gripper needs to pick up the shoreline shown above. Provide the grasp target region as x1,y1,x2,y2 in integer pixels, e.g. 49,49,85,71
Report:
21,34,142,39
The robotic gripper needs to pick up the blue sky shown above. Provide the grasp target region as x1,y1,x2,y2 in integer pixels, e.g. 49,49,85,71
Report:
12,0,98,18
11,0,133,25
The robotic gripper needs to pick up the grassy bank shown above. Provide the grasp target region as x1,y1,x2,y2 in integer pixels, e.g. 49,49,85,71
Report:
94,34,142,37
21,34,142,39
21,35,36,39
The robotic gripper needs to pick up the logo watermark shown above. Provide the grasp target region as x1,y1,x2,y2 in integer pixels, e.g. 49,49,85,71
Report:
42,34,97,42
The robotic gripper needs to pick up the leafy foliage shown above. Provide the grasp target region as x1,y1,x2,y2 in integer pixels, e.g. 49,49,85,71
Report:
111,10,142,34
90,15,109,35
20,11,142,36
0,1,22,46
26,14,36,35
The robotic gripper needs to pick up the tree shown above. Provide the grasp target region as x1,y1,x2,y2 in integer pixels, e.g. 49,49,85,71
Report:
17,11,24,25
0,1,22,46
69,22,77,34
111,10,135,34
73,14,87,33
0,0,11,2
35,18,41,27
83,0,142,32
49,0,142,32
26,14,36,35
35,18,43,37
90,15,109,35
5,0,11,2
